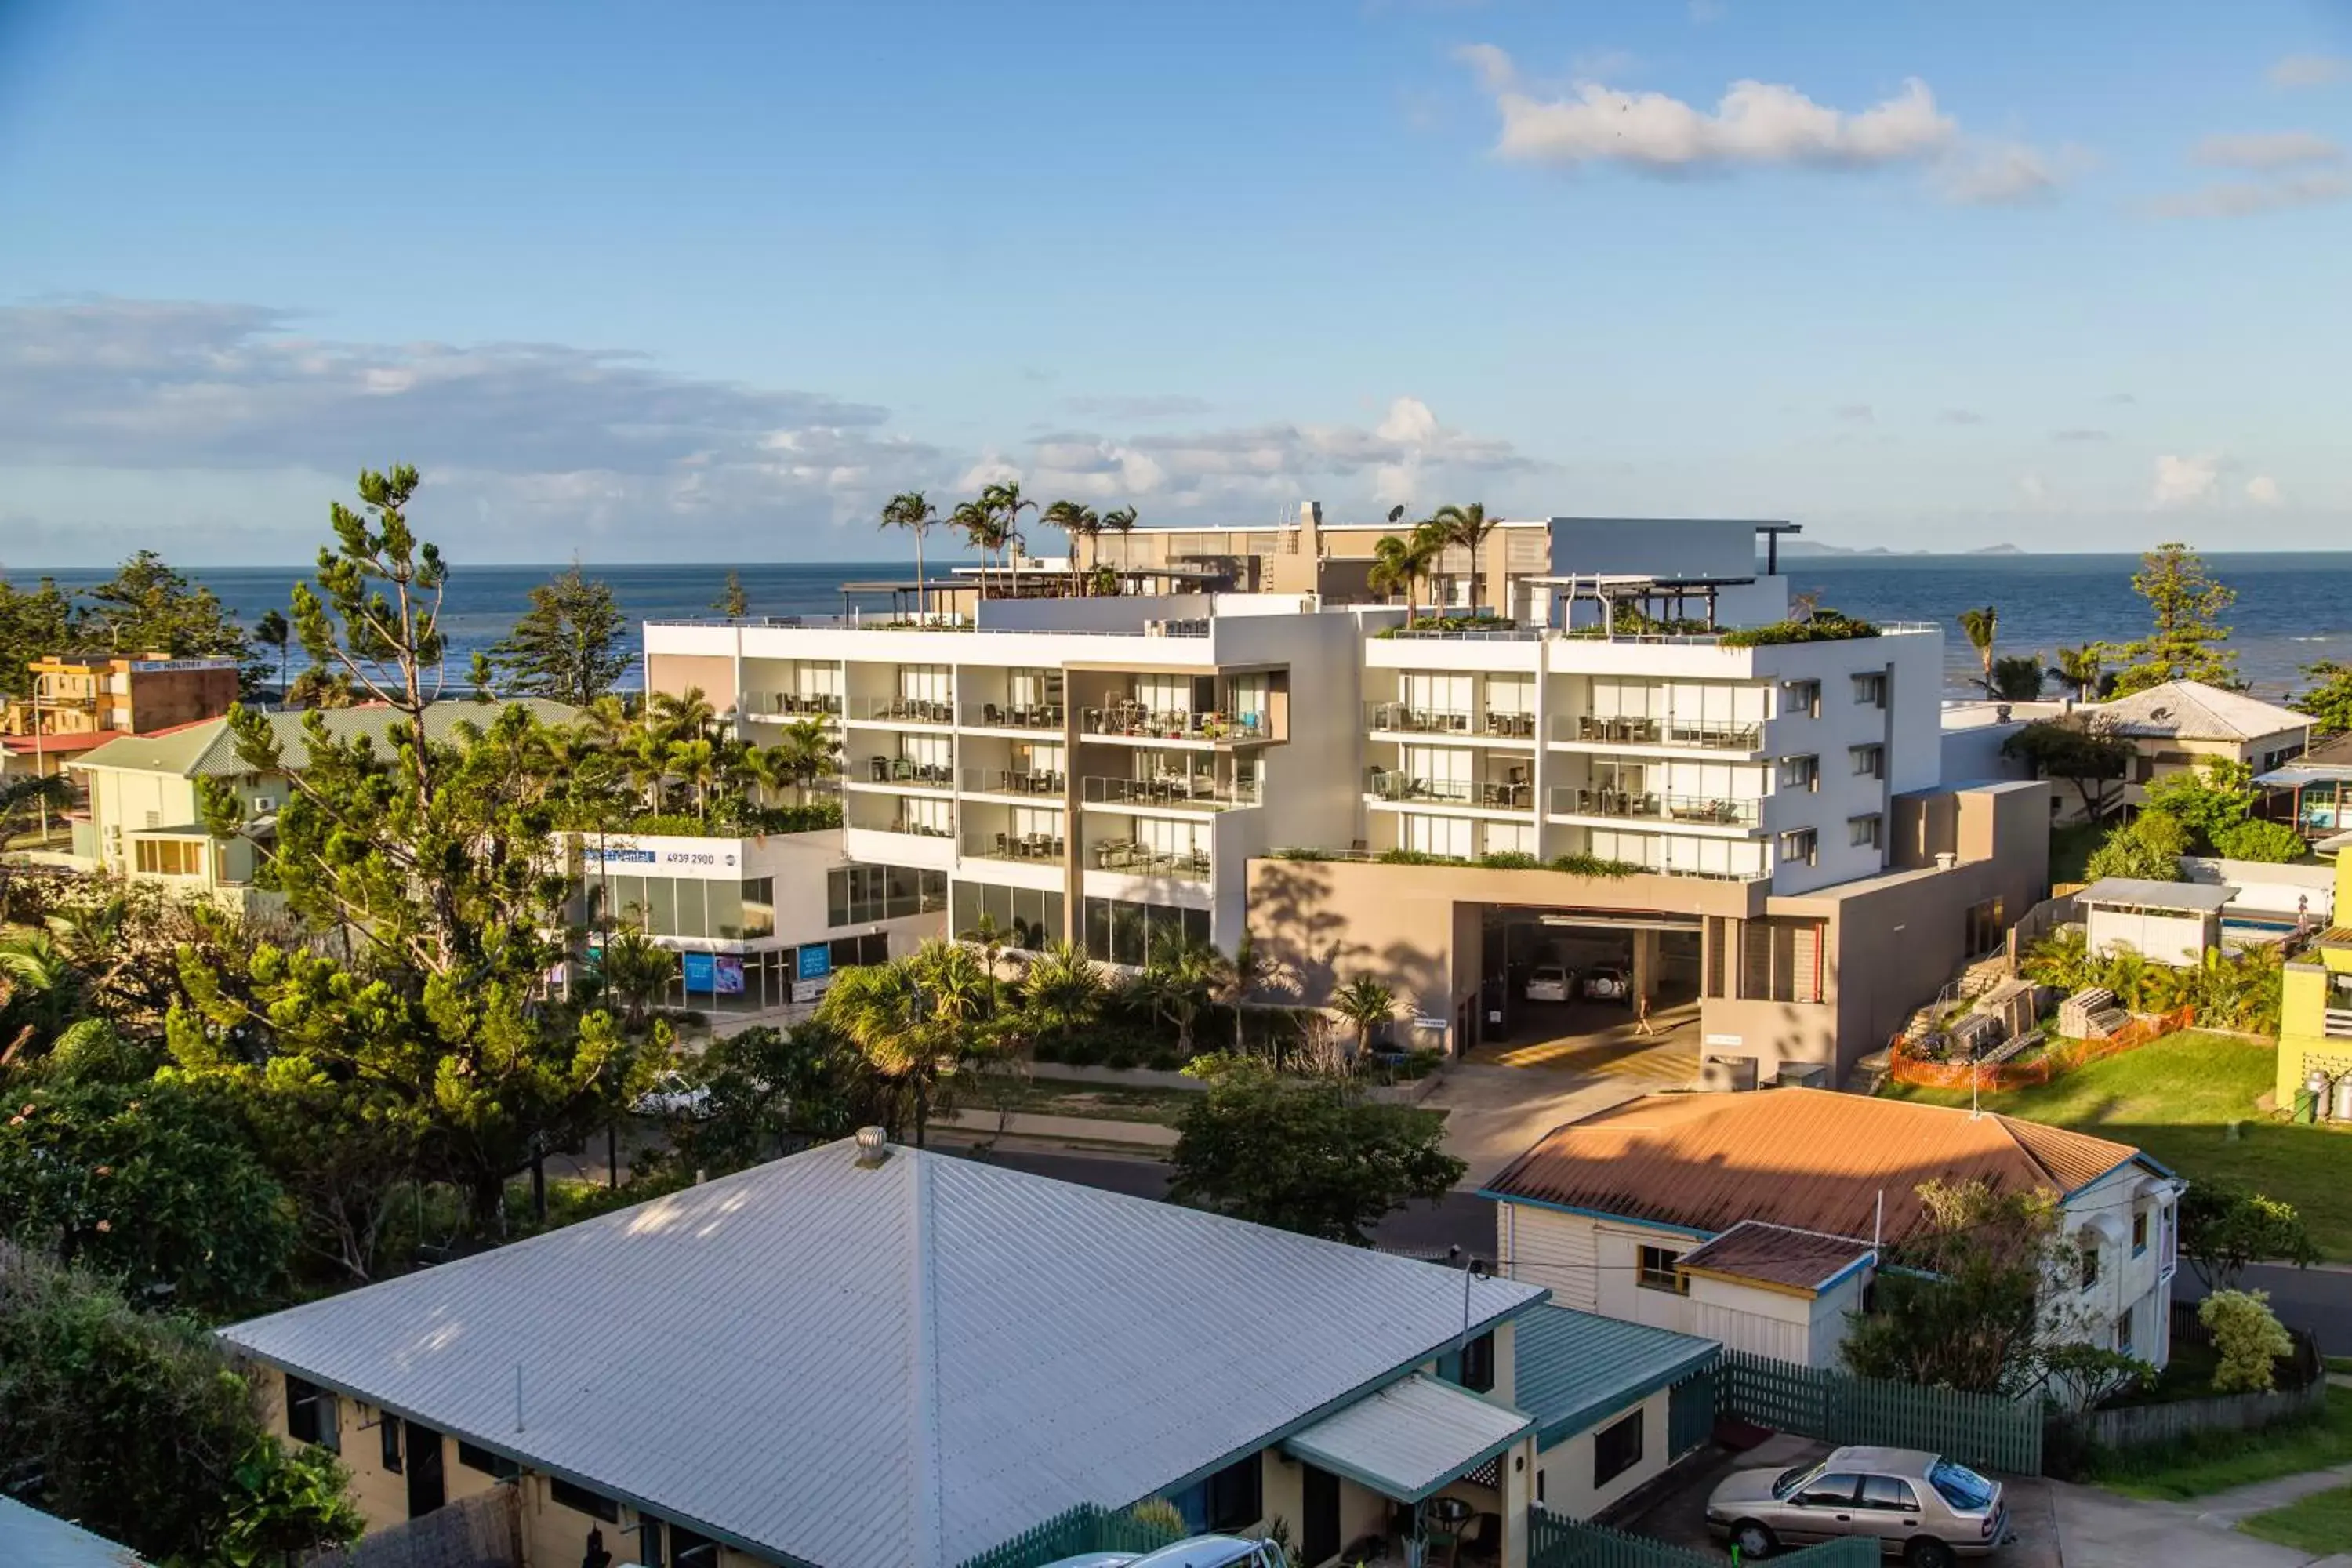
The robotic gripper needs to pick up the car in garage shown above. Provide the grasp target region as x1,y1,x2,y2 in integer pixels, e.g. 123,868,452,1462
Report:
1704,1446,2010,1565
1525,963,1573,1002
1581,966,1632,1003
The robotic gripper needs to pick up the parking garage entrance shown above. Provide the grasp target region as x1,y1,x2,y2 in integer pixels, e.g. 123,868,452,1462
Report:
1473,906,1704,1070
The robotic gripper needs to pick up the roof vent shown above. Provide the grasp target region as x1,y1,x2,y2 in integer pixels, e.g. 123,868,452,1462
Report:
854,1126,891,1168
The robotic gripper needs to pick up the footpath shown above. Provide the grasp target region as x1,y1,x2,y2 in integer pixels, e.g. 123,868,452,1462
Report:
2052,1463,2352,1568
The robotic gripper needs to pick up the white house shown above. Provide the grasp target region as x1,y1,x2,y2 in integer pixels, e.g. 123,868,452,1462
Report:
1483,1091,2181,1372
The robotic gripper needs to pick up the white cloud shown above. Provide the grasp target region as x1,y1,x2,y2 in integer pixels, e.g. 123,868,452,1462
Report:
2016,472,2049,505
1459,50,2075,205
2146,171,2351,217
2190,131,2345,169
2246,474,2282,505
2270,54,2349,89
2151,453,2220,508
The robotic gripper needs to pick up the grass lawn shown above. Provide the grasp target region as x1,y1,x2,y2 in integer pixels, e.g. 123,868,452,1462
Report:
979,1076,1205,1127
2239,1481,2352,1555
2088,1388,2352,1500
1882,1030,2352,1260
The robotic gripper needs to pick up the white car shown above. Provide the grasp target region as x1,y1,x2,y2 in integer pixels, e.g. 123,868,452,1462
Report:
1582,966,1632,1003
1525,963,1572,1003
632,1069,712,1119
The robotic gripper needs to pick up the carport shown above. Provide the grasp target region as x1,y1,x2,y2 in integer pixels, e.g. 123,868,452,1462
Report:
1477,906,1702,1055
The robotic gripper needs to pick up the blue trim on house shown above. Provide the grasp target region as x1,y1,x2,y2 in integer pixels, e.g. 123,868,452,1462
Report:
1477,1190,1717,1241
1534,1344,1721,1451
2060,1152,2174,1200
1816,1250,1878,1293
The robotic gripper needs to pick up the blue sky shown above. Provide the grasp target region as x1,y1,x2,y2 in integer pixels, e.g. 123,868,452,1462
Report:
2,0,2349,564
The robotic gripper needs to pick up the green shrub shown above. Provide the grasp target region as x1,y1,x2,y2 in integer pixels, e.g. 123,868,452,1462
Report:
2201,1288,2293,1392
1376,848,1461,865
1548,852,1643,878
2213,818,2307,864
2085,809,2191,881
1719,612,1881,647
1476,851,1541,869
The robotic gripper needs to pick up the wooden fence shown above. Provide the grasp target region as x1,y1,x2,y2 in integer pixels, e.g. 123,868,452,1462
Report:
1718,1351,2044,1476
2079,1375,2327,1450
1887,1007,2194,1092
1529,1508,1875,1568
2005,892,2082,975
303,1486,518,1568
955,1504,1183,1568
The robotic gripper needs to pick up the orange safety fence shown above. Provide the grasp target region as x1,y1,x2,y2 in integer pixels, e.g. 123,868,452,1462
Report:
1887,1007,2195,1091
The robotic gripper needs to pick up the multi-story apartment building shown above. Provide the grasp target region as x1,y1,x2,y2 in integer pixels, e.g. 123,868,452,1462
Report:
0,651,241,783
644,516,2046,1080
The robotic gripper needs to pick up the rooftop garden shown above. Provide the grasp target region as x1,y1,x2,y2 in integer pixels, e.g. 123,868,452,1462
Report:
1268,847,1645,877
544,686,844,838
1717,608,1882,646
1373,614,1520,639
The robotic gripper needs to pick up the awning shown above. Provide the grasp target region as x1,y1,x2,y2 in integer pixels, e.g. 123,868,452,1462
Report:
1282,1375,1534,1504
2256,763,2352,789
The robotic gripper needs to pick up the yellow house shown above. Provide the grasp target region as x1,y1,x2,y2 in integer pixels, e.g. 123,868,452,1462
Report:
2278,847,2352,1112
219,1134,1722,1568
2091,680,2310,810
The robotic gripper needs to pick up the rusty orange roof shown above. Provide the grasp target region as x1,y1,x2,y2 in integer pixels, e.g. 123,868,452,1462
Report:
1482,1091,2151,1246
1677,1221,1875,1294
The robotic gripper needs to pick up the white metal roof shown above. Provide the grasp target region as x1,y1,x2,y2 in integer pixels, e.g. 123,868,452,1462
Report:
218,1139,1544,1568
2092,681,2309,742
1281,1374,1534,1503
2077,877,2236,913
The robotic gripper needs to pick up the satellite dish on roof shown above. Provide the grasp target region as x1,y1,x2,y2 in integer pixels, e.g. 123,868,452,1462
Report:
1388,505,1406,524
2150,706,2172,722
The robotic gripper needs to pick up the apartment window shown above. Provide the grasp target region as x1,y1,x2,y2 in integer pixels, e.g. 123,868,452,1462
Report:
456,1440,519,1479
1849,743,1885,779
1784,679,1822,719
283,1375,338,1452
1780,754,1820,792
1849,814,1882,850
1083,897,1210,966
951,881,1066,954
1460,1330,1497,1394
827,864,948,927
380,1413,402,1473
740,876,775,939
1779,828,1817,867
2079,1243,2100,1290
550,1477,621,1523
1593,1410,1645,1488
1852,672,1887,708
133,838,205,877
2116,1311,2135,1354
1637,1245,1686,1294
2132,1211,2148,1257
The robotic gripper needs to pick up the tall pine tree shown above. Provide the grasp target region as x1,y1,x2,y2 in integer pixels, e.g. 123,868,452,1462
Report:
2102,542,2239,695
488,561,630,706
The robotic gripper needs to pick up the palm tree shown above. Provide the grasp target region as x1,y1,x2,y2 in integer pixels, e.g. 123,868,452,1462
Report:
818,939,992,1145
952,499,1004,595
254,608,292,699
1022,940,1105,1046
1958,605,1999,697
652,686,717,746
1099,505,1138,583
2053,644,2103,703
1218,930,1276,1055
1134,931,1223,1056
666,737,721,822
1040,500,1098,596
1430,502,1498,616
597,926,677,1034
960,912,1012,983
0,930,81,1066
753,719,839,804
880,491,938,622
1330,974,1398,1062
982,481,1036,597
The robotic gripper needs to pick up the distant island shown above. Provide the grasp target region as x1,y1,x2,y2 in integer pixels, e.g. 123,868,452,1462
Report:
1777,540,2026,558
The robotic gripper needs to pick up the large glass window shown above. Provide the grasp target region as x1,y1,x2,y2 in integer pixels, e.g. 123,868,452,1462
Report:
950,880,1064,950
1082,897,1209,964
741,877,775,939
829,864,950,927
1593,1410,1645,1488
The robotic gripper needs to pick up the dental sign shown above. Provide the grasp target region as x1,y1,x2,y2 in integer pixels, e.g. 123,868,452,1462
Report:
580,835,743,879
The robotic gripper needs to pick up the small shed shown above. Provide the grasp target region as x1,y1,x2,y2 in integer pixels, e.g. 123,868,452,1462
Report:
2078,877,2236,966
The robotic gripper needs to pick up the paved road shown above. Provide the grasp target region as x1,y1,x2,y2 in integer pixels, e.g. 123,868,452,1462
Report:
2173,1261,2352,1348
943,1142,1499,1261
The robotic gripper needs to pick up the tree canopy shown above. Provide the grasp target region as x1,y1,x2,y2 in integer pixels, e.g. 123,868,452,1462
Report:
2002,716,2134,820
2082,808,2190,881
2292,660,2352,739
489,561,632,706
0,553,260,698
2101,542,2239,695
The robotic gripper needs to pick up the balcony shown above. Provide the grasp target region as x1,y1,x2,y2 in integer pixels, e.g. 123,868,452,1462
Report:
739,691,841,720
964,831,1066,864
1087,839,1210,880
1083,774,1261,811
1548,787,1759,827
845,695,956,725
1366,769,1534,811
959,701,1067,731
1080,705,1269,744
1552,714,1764,752
961,767,1066,797
855,757,956,789
1365,702,1469,736
890,815,955,839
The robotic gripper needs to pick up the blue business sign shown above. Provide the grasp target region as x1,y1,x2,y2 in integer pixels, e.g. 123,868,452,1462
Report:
796,944,833,982
682,951,717,993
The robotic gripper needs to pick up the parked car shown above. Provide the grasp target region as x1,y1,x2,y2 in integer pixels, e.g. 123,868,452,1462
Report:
1525,964,1573,1003
632,1069,711,1119
1705,1446,2010,1566
1040,1537,1289,1568
1581,966,1632,1003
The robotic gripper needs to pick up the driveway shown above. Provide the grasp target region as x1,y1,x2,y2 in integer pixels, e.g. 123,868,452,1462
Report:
2049,1472,2352,1567
1422,1037,1696,1188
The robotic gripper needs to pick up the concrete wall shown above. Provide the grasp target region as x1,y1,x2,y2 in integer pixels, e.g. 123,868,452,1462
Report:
1535,1385,1675,1523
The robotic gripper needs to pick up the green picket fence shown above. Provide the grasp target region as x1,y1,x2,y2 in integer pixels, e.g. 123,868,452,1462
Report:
956,1503,1184,1568
1529,1508,1876,1568
1718,1350,2043,1475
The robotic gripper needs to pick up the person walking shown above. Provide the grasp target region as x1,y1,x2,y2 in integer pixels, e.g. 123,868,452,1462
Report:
1634,989,1657,1037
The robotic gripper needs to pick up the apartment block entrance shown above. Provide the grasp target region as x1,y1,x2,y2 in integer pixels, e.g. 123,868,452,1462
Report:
1475,906,1703,1063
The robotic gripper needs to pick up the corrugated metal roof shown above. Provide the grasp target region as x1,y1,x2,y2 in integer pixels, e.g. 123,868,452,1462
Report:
72,699,578,778
1281,1375,1532,1503
1482,1092,2149,1244
218,1139,1545,1568
0,1497,147,1567
2077,877,2235,913
1677,1221,1874,1293
2093,681,2308,742
1511,1306,1719,1449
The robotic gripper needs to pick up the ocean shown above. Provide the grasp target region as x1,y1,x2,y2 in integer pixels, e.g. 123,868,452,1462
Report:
17,552,2350,700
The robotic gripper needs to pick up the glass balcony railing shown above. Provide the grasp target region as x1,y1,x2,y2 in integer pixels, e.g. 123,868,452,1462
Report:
1080,706,1269,742
1087,840,1211,880
845,695,956,724
1083,775,1261,811
738,691,841,719
1364,702,1472,735
1548,788,1759,826
855,757,956,789
1552,714,1764,751
960,702,1066,731
1366,771,1534,810
960,768,1066,797
964,832,1065,863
